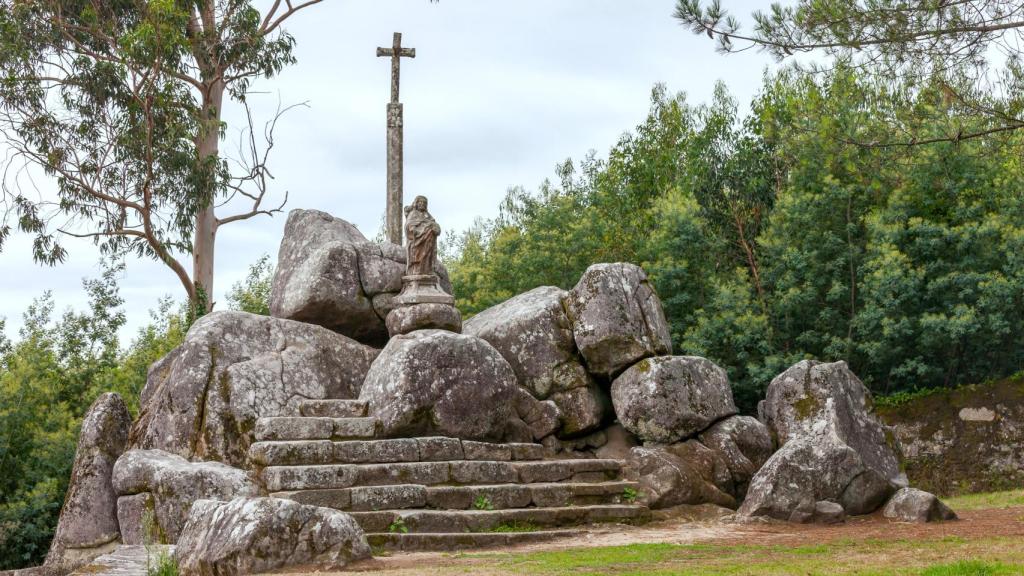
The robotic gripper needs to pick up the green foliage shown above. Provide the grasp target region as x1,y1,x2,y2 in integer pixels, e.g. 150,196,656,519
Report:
473,495,494,511
446,70,1024,412
145,549,179,576
675,1,1024,147
226,254,274,315
622,487,640,504
387,517,408,534
0,265,186,570
874,387,945,409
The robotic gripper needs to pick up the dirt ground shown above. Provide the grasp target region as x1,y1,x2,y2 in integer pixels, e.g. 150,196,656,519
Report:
331,506,1024,575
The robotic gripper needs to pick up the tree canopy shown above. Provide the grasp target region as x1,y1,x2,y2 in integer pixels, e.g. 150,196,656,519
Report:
0,0,322,312
445,70,1024,411
674,0,1024,145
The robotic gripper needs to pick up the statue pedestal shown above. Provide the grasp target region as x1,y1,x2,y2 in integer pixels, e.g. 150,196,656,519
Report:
386,274,461,337
393,274,455,306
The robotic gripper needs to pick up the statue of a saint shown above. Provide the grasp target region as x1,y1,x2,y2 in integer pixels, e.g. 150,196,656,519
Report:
404,195,440,276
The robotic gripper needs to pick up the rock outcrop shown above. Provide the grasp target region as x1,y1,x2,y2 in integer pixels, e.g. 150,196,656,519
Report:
44,393,132,574
628,443,736,510
566,263,671,379
129,311,378,467
739,360,901,522
464,286,610,437
359,330,527,441
464,287,590,399
112,450,259,543
877,378,1024,496
175,497,371,575
697,415,773,500
269,210,451,345
882,488,957,523
611,356,738,443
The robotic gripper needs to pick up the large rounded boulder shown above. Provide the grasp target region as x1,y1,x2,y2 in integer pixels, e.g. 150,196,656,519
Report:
270,209,451,345
739,360,902,522
760,360,900,483
465,287,609,438
359,330,521,441
566,263,672,379
464,286,591,399
130,311,378,468
611,356,738,443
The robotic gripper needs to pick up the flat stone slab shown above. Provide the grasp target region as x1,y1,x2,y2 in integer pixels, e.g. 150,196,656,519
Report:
250,439,421,466
350,504,650,533
254,417,378,441
70,545,175,576
298,399,368,418
366,530,581,552
250,436,544,465
273,481,638,511
262,459,624,491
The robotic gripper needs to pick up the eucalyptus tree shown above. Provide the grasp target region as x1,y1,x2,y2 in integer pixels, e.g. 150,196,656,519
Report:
675,0,1024,146
0,0,324,313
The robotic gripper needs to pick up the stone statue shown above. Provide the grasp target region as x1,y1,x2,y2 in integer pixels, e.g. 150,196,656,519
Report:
391,195,455,314
404,195,440,276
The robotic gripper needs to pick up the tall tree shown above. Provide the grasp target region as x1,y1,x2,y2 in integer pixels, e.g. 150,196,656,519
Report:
674,0,1024,145
0,0,323,313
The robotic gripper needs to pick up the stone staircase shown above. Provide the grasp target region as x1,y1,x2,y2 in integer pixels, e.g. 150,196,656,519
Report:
249,399,649,551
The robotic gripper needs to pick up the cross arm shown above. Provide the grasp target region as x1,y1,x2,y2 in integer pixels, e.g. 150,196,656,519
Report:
377,47,416,58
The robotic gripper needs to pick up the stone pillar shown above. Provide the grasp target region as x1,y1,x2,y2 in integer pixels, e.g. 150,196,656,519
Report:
386,103,404,246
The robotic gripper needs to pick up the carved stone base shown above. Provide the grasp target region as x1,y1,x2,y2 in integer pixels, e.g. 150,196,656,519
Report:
393,274,455,306
386,303,462,337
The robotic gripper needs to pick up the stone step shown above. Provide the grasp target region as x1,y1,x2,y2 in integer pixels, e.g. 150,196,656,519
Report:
249,438,545,466
297,399,368,418
350,504,650,533
254,417,378,441
272,481,640,511
367,530,582,552
262,459,624,491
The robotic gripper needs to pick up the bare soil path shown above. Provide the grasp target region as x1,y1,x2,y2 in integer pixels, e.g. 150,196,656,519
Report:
326,506,1024,575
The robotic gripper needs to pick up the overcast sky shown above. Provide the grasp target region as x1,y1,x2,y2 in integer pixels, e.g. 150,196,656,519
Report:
0,0,774,341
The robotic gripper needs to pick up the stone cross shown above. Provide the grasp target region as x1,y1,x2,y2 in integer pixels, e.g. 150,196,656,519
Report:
377,32,416,245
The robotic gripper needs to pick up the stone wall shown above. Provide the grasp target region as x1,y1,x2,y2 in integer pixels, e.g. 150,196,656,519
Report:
877,377,1024,496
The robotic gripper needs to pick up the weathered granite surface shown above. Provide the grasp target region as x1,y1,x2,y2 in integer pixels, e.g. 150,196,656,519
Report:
464,286,591,399
175,498,370,575
611,356,738,443
697,415,773,500
359,330,527,441
269,209,450,345
129,311,378,467
44,393,132,574
739,361,901,522
566,263,671,379
877,378,1024,495
882,488,957,523
629,443,736,510
112,450,259,543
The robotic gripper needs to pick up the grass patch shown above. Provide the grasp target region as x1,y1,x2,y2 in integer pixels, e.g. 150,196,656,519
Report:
145,548,178,576
944,490,1024,511
488,521,540,533
466,537,1024,575
921,560,1020,575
